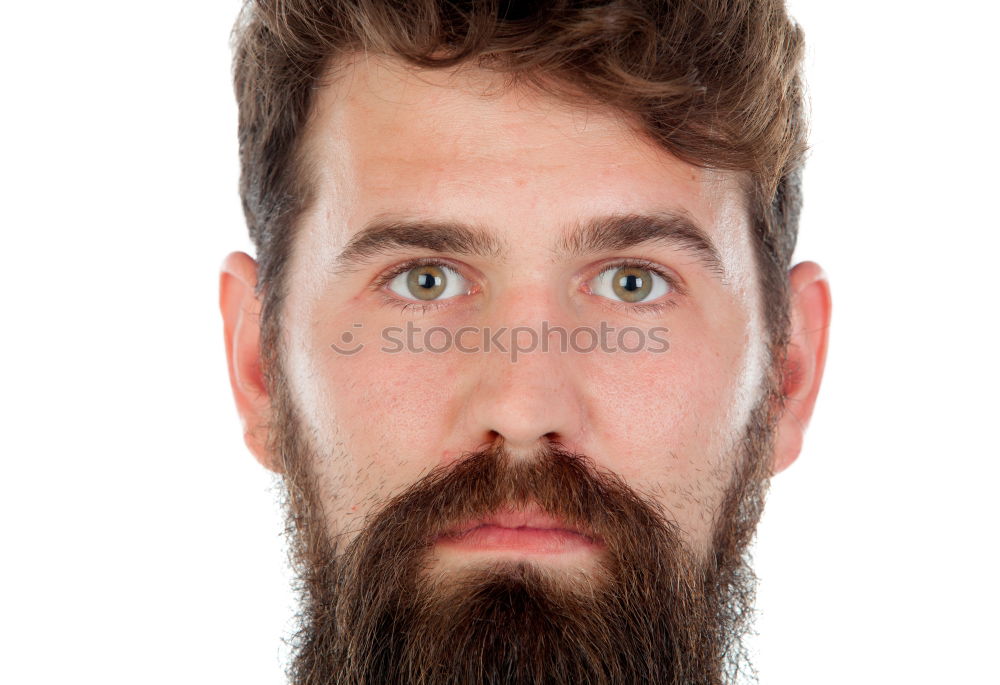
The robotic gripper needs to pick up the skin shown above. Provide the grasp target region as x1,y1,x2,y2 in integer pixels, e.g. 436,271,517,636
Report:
220,56,831,573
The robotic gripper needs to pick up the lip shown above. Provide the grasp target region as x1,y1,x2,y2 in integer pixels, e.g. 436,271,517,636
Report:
435,506,602,555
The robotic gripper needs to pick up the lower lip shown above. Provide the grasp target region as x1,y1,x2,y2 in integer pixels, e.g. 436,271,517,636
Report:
435,524,601,555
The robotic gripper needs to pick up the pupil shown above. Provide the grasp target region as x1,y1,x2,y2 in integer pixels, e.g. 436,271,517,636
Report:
418,273,436,289
622,274,641,291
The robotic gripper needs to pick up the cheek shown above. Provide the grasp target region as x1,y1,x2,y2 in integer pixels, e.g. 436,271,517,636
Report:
584,341,742,467
577,317,756,549
285,308,466,527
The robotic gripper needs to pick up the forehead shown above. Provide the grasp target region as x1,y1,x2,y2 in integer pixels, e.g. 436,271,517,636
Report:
298,55,751,273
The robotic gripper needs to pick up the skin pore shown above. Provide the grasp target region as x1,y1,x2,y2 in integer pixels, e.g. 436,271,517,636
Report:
220,54,830,683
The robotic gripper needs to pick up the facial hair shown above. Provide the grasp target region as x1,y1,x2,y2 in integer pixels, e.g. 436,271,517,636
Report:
266,364,779,685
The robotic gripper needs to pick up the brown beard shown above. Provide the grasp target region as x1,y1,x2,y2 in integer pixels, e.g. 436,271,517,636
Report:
267,362,779,685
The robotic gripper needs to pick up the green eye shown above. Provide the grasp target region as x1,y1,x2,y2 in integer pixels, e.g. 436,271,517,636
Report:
591,264,670,304
388,263,468,301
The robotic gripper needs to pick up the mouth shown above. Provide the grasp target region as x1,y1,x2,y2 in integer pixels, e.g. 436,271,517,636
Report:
434,505,603,556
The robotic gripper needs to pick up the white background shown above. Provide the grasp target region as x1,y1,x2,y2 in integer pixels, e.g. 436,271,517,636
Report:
1,1,997,683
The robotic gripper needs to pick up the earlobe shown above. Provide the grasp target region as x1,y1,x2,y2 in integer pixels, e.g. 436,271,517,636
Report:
219,251,283,473
771,261,832,475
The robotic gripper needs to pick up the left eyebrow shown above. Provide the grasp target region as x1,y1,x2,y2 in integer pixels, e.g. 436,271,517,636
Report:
333,216,506,275
556,211,725,279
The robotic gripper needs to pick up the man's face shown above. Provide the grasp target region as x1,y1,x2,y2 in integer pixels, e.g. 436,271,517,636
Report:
239,56,791,683
281,56,771,556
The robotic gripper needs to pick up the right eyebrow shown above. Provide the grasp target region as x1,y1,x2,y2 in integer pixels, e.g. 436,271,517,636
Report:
333,217,506,274
555,211,725,279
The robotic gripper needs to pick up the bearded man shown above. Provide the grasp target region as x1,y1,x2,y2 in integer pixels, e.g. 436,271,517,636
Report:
219,1,831,683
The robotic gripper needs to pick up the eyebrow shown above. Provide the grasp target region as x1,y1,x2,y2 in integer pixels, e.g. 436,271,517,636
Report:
555,212,724,277
333,210,724,279
334,217,505,274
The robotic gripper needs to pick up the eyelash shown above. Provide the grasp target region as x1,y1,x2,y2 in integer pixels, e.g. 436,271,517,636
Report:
372,256,684,313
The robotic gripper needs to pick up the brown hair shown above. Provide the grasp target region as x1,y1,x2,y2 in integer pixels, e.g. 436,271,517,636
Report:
233,0,806,369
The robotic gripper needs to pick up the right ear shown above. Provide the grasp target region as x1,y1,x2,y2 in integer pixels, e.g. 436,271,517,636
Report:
219,252,282,473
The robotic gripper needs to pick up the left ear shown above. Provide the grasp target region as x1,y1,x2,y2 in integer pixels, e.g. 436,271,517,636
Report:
771,261,832,475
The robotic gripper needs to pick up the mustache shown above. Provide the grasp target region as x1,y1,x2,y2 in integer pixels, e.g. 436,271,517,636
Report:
330,439,685,568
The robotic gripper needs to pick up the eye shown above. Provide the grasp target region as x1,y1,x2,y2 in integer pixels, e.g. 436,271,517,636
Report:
387,263,470,301
589,264,671,304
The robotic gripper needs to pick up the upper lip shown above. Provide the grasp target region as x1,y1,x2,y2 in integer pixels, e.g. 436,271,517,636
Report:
440,504,600,544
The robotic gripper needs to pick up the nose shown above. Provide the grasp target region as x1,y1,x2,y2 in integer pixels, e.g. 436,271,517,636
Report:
459,296,589,458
